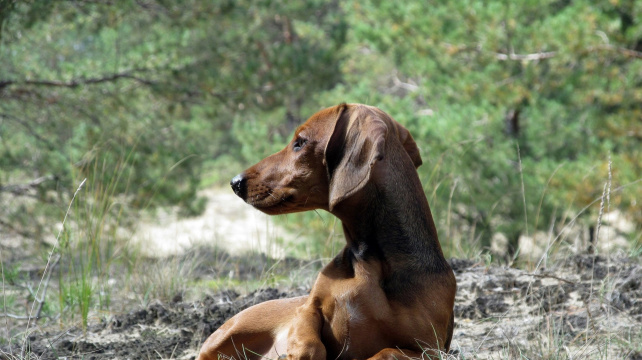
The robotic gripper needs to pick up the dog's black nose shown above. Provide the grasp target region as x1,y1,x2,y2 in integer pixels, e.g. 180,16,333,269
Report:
230,174,247,199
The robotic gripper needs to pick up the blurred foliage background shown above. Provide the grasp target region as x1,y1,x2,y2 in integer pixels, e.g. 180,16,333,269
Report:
1,0,640,258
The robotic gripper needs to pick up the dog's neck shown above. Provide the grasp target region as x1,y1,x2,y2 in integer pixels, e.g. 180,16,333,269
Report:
331,153,451,297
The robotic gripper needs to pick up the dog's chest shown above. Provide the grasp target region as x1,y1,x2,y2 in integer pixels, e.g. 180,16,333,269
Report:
323,292,391,359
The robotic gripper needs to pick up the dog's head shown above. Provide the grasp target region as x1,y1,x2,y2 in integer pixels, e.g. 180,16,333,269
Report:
230,103,422,215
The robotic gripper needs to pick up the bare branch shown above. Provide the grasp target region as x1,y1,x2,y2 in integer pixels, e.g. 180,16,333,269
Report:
528,272,577,285
495,51,557,61
0,313,56,320
34,254,61,322
0,70,155,90
494,44,642,61
0,175,57,195
0,113,57,151
589,44,642,59
63,0,115,4
135,0,170,15
0,313,31,320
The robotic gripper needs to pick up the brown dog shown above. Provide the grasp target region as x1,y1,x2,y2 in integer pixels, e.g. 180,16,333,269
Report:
198,104,456,360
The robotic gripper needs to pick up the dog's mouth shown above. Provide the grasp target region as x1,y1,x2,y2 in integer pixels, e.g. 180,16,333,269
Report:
245,187,294,214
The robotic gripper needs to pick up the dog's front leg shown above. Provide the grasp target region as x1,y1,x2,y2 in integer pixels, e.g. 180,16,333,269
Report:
368,348,441,360
284,298,327,360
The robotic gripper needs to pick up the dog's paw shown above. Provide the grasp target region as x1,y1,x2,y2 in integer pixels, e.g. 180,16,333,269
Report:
285,339,326,360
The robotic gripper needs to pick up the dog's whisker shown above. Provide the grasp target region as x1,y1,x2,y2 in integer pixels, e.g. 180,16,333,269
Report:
312,209,326,226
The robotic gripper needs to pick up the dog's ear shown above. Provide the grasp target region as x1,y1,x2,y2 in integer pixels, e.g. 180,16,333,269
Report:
395,122,422,168
324,105,423,211
324,105,388,211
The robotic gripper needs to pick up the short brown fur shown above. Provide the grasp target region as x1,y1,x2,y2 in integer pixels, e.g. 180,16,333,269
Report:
198,104,456,360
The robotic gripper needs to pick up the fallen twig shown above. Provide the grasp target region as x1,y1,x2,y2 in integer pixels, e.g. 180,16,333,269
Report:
528,273,577,285
34,254,61,321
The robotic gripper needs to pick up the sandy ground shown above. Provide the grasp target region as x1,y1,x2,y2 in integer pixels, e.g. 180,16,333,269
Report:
131,189,292,258
8,255,641,360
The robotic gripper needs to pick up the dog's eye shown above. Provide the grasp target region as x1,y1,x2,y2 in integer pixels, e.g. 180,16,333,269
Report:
293,138,307,152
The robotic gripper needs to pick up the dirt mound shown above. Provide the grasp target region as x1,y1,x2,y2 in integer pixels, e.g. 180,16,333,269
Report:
5,255,641,359
451,255,641,358
14,288,308,360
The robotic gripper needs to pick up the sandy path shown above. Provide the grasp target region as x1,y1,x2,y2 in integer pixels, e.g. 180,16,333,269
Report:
132,188,292,257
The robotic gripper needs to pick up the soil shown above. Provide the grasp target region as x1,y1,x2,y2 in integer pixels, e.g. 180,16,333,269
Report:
4,254,641,360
